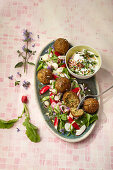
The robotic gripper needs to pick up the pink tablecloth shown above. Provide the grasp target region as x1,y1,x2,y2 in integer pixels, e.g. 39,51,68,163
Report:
0,0,113,169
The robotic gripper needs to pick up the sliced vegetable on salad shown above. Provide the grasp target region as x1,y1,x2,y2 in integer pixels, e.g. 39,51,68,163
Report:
36,38,99,136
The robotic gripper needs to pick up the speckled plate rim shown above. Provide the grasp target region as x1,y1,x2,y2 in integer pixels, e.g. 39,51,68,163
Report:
34,41,100,143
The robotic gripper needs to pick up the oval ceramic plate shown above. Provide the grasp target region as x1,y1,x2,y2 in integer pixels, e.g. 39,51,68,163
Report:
35,41,99,142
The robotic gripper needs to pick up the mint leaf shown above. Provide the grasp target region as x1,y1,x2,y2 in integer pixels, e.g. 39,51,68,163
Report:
15,62,23,68
0,119,18,129
23,118,40,143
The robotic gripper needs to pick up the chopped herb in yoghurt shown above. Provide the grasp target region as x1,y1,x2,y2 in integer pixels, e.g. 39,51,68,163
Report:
68,49,99,76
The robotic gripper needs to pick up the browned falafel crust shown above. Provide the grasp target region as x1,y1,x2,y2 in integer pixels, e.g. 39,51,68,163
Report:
37,68,53,84
54,38,69,55
55,77,71,93
83,98,99,114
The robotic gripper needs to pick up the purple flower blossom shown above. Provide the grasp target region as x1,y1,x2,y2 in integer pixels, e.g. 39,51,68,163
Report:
62,60,65,63
22,45,26,51
32,44,35,47
8,75,13,80
84,87,88,90
53,112,56,116
23,29,33,42
17,128,20,132
22,80,30,89
51,44,54,49
59,128,65,134
17,72,21,77
47,66,52,70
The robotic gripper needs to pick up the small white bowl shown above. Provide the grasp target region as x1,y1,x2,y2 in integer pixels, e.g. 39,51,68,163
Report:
66,45,102,79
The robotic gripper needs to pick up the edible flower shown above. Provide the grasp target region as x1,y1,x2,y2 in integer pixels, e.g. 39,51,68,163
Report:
22,80,30,89
67,116,80,130
8,75,13,80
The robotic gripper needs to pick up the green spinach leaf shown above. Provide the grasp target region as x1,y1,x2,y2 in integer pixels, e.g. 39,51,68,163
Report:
23,117,40,143
0,119,18,129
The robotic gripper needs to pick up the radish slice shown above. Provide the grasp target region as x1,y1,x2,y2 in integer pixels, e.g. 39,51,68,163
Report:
44,101,49,107
58,56,65,60
59,105,70,113
54,117,59,129
41,54,50,61
54,96,60,101
52,63,58,69
51,102,57,109
56,67,64,73
76,125,86,136
67,116,80,130
65,123,73,132
50,80,55,84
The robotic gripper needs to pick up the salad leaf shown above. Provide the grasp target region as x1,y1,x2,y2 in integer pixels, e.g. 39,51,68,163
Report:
23,117,40,143
75,113,98,127
62,68,70,79
0,119,18,129
59,120,63,130
48,47,53,54
89,114,98,124
60,114,67,121
54,105,61,114
48,105,53,115
42,96,50,101
50,55,58,63
37,63,44,71
85,113,91,127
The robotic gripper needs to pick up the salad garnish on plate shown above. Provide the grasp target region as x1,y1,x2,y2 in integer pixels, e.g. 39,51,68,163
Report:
36,38,99,136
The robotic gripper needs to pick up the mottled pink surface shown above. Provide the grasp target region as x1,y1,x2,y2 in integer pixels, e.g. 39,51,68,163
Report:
0,0,113,169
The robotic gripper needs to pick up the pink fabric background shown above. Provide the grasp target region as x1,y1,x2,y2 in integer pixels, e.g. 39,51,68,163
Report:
0,0,113,169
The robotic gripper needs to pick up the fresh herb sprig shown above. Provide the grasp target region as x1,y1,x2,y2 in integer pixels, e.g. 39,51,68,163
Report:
15,30,36,73
0,96,40,143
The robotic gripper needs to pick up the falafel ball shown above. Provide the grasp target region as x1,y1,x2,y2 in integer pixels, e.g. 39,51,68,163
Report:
55,77,71,93
54,38,69,55
37,68,53,84
83,98,99,114
63,91,79,108
70,108,84,117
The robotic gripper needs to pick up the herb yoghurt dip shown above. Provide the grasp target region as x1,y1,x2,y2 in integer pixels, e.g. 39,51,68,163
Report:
68,49,99,76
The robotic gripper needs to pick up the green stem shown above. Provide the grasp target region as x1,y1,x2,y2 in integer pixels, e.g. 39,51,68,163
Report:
24,103,30,118
24,41,28,73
